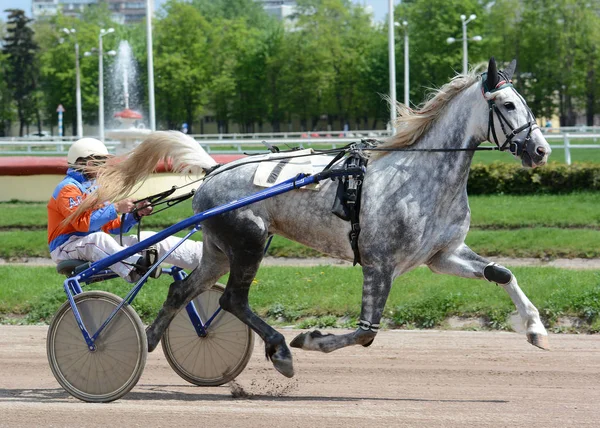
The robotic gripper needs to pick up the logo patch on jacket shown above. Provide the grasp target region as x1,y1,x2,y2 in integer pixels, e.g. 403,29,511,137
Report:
69,196,83,208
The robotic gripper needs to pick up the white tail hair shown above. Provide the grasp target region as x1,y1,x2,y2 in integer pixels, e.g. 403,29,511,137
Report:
67,131,217,224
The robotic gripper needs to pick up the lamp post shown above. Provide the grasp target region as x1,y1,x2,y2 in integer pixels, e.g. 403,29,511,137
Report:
98,28,115,142
62,28,82,137
446,14,482,74
399,21,409,106
85,45,116,141
388,0,397,129
146,0,156,131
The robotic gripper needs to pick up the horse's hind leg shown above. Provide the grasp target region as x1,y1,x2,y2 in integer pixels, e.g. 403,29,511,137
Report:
291,263,394,353
427,243,549,349
219,249,295,378
146,238,230,352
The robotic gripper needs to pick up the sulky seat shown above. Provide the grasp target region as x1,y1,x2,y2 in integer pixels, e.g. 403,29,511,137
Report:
56,259,90,276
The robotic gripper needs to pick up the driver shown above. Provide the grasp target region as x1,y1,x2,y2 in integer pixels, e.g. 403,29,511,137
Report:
47,137,203,282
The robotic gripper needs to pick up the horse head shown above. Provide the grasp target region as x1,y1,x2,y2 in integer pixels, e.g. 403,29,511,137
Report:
482,57,551,167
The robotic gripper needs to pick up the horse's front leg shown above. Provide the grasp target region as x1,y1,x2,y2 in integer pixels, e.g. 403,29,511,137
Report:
291,263,394,353
428,243,549,349
146,240,229,352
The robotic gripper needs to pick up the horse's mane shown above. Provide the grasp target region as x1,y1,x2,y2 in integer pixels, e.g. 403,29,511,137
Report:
374,70,481,158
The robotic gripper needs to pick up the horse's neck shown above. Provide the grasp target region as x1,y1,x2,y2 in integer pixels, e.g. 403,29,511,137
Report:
413,83,487,151
375,83,487,199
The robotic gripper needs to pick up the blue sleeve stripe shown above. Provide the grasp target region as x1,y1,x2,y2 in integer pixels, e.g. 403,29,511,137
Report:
89,204,118,231
107,213,138,234
52,178,80,199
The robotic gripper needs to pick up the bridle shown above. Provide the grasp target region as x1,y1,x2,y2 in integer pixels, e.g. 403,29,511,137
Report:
482,72,538,157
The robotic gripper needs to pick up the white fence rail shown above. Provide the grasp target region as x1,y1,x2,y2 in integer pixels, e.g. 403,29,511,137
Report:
1,129,599,165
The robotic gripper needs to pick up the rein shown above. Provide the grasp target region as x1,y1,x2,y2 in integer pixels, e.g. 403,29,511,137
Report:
129,72,536,216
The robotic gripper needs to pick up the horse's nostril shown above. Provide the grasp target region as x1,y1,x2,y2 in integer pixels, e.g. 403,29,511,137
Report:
536,147,546,156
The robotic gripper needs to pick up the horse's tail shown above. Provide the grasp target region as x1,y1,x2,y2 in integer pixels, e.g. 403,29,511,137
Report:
66,131,217,225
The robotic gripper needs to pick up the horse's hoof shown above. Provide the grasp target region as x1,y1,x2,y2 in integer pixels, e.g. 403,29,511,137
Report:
527,333,550,350
271,356,295,378
146,326,160,352
290,332,307,349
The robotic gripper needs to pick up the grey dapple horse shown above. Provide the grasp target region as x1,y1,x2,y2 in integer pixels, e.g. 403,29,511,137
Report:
84,58,551,378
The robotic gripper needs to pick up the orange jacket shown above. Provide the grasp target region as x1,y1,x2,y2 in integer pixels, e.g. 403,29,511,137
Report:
48,168,137,252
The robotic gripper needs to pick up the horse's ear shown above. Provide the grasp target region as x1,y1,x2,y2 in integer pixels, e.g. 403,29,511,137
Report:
486,57,499,89
503,59,517,81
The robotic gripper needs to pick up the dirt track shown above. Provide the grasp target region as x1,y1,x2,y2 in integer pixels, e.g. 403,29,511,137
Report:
1,326,600,428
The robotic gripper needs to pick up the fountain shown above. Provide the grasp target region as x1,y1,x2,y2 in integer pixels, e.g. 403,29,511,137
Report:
106,41,150,154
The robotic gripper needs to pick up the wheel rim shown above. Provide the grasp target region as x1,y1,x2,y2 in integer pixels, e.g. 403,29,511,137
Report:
164,287,253,385
48,293,146,402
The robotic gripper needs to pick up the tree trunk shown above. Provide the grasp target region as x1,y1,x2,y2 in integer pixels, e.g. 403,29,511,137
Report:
586,60,596,126
17,101,25,137
310,116,319,131
566,94,576,126
271,119,280,133
186,107,193,135
36,109,42,135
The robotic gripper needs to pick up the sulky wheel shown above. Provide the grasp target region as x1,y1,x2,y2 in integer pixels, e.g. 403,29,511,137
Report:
47,291,147,403
161,283,254,386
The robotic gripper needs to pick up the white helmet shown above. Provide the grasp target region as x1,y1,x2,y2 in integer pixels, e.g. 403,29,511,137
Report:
67,138,109,164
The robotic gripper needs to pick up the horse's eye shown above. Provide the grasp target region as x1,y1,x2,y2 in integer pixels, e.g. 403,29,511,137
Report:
504,102,516,111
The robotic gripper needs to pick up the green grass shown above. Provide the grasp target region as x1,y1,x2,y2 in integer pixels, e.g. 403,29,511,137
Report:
2,191,600,260
2,265,600,332
465,228,600,258
3,227,600,260
1,192,599,260
2,192,599,229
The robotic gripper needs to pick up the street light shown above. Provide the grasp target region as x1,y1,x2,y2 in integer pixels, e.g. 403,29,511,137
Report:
387,0,397,130
84,46,116,142
446,14,482,74
98,28,115,142
146,0,156,131
397,21,409,106
62,28,83,138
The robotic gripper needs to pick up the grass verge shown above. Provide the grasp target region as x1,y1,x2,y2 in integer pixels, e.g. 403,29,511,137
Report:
2,265,600,333
2,193,600,229
3,227,600,260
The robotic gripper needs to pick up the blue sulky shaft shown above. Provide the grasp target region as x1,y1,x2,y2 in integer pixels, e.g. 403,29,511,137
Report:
75,168,361,280
64,167,363,349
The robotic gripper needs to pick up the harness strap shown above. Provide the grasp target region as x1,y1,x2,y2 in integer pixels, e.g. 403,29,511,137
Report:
330,151,367,266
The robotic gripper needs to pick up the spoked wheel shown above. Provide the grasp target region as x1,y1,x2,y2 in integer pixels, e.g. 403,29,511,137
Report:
47,291,147,402
161,284,254,386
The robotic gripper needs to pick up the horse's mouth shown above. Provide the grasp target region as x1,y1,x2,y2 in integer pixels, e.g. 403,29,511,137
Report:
522,150,548,168
521,151,534,168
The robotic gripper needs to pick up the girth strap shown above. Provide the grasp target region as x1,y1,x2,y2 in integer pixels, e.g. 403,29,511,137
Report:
330,152,367,266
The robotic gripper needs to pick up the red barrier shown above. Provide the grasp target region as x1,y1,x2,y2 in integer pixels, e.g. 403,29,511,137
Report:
0,155,245,176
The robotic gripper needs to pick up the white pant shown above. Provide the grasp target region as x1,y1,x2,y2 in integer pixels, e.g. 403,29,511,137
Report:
50,231,203,279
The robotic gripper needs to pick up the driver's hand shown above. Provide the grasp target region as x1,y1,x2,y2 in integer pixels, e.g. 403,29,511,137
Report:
136,200,153,217
114,198,135,214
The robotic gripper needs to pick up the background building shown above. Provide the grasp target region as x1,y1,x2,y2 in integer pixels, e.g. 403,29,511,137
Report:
256,0,297,21
31,0,152,23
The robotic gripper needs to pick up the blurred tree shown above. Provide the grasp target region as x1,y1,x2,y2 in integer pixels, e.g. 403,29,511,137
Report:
516,0,599,125
0,21,15,136
153,1,211,132
35,4,121,135
3,9,41,136
400,0,485,105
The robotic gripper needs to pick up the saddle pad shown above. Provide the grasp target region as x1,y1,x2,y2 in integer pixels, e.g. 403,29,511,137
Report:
253,149,334,190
